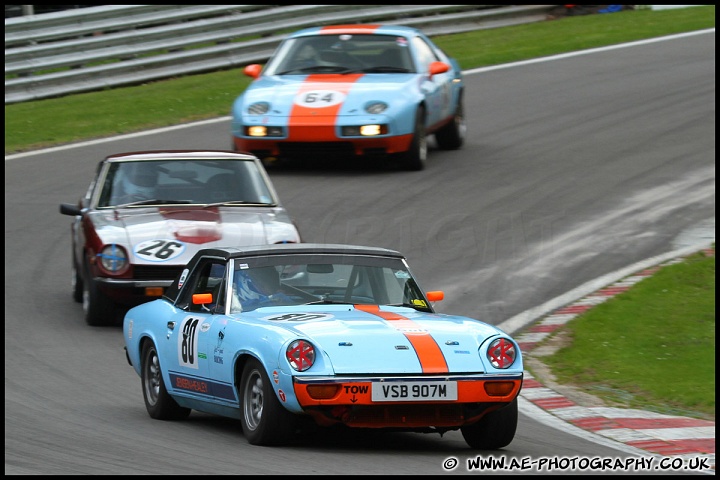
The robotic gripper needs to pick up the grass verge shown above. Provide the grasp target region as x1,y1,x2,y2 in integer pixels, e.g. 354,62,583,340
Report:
536,248,715,420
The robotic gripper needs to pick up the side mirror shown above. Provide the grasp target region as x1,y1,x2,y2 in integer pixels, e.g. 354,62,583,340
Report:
193,293,213,305
59,203,81,216
428,61,450,77
243,64,263,79
426,291,444,302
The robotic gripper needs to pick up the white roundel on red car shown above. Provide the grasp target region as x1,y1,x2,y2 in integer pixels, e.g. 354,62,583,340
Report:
294,90,346,108
133,239,186,262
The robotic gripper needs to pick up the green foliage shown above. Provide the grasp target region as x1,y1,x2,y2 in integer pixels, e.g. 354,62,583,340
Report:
432,6,716,70
4,5,714,155
541,250,715,420
5,69,248,153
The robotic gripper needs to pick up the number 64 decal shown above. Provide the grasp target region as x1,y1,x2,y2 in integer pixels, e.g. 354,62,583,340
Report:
294,90,346,108
134,239,186,262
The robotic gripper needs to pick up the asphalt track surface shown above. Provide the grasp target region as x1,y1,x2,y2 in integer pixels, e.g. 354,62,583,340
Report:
4,30,715,475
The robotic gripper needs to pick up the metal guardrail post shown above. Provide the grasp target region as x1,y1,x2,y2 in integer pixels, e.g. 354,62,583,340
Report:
4,5,557,104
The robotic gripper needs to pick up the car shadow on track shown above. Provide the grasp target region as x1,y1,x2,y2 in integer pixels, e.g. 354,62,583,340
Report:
187,412,469,452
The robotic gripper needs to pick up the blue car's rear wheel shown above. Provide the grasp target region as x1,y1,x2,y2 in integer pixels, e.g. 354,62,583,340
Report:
240,358,297,445
141,341,191,420
435,97,465,150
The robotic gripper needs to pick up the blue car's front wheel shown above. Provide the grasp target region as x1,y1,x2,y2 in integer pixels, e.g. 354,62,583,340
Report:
400,106,428,171
460,398,518,449
240,358,297,445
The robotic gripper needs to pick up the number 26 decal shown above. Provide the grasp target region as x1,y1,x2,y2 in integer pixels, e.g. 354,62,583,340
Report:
134,239,186,262
294,90,346,108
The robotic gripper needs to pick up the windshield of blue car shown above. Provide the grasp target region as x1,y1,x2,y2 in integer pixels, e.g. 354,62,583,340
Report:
229,255,432,313
265,34,416,76
95,159,276,208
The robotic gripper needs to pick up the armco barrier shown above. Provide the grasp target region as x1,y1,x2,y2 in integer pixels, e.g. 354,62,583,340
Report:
5,5,557,104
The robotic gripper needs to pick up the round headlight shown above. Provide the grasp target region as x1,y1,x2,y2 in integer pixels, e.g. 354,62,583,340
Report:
248,102,270,115
286,339,315,371
365,102,388,114
98,244,128,273
486,337,517,369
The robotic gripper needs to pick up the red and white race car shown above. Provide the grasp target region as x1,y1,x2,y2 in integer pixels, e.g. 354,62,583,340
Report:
59,150,301,326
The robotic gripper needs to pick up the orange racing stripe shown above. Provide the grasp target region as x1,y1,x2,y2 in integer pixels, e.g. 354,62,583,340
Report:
287,74,364,142
287,25,380,141
354,304,449,373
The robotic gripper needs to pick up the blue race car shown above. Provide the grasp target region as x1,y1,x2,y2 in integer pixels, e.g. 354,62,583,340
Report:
231,24,465,170
123,243,523,448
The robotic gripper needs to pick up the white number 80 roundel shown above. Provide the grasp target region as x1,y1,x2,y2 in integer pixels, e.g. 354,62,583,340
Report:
294,90,346,108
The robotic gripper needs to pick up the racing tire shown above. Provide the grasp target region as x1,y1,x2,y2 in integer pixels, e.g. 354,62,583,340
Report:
434,98,465,150
400,106,428,171
72,261,83,303
239,358,297,446
82,261,117,326
141,341,191,420
460,398,518,450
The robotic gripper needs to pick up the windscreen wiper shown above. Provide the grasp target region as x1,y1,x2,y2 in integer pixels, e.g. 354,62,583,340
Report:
116,199,192,207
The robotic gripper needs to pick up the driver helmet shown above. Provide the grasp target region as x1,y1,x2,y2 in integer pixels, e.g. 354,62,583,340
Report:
122,162,158,198
235,267,280,302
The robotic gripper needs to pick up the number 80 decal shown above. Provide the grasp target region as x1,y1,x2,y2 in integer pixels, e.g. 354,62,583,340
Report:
294,90,346,108
134,239,186,262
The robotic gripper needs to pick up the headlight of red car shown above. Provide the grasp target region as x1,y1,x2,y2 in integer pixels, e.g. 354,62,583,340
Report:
97,244,129,274
486,337,517,369
286,339,316,371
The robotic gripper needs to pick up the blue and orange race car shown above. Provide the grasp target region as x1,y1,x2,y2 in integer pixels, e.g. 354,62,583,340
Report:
231,24,465,170
123,243,523,449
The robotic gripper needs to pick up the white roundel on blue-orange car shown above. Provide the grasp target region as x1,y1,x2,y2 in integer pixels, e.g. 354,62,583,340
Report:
294,90,347,108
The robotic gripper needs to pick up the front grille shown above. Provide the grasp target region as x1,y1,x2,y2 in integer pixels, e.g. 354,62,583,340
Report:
279,142,356,159
362,147,389,157
132,265,185,281
346,404,465,427
250,150,273,160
